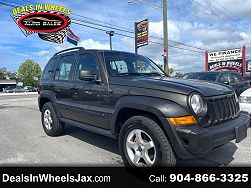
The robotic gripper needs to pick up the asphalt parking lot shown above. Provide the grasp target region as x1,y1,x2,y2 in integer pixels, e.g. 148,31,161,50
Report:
0,94,250,166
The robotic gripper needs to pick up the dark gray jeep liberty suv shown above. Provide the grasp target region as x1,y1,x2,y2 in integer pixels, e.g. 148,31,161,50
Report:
38,47,249,167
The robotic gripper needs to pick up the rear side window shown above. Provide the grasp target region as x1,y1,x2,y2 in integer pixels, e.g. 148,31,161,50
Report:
41,58,55,80
54,55,75,81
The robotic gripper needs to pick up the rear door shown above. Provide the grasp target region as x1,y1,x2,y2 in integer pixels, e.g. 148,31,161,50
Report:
52,54,77,119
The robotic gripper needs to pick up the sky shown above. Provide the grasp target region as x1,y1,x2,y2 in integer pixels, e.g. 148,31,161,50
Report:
1,0,251,74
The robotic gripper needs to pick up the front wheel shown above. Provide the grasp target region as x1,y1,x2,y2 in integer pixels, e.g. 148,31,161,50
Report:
119,116,176,167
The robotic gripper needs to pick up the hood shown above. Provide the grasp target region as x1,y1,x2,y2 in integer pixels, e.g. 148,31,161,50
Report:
109,76,233,97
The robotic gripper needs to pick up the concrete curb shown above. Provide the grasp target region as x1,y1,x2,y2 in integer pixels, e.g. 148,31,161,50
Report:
0,92,38,96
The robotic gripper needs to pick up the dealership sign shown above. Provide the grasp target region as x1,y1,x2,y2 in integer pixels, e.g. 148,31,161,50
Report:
11,4,71,44
205,46,246,76
246,60,251,72
135,19,149,48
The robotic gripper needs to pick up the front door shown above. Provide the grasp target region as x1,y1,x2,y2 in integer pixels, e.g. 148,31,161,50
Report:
69,52,110,129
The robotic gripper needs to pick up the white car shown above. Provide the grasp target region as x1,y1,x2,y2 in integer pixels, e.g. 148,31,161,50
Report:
239,88,251,114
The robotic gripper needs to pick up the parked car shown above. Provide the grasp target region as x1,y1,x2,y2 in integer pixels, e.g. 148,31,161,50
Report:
38,47,249,167
12,87,25,93
244,76,251,85
239,88,251,115
183,71,249,96
3,87,14,93
24,86,37,92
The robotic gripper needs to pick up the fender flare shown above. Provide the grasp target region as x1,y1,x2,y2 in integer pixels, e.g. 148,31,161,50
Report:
110,96,189,134
38,90,61,118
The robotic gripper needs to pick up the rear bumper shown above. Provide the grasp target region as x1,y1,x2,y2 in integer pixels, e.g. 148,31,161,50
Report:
160,111,249,159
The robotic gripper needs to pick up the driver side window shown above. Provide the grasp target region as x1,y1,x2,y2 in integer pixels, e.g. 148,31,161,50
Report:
77,53,98,79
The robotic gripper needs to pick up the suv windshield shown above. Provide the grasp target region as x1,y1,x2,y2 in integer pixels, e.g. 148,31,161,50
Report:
103,51,165,76
183,72,219,82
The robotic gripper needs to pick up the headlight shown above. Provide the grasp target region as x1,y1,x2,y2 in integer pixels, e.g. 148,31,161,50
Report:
239,96,251,103
189,93,207,116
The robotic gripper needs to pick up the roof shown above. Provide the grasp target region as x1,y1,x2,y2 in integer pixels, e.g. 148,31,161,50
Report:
53,47,135,57
0,79,16,85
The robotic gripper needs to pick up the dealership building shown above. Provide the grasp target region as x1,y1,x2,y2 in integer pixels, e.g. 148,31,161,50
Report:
0,79,17,92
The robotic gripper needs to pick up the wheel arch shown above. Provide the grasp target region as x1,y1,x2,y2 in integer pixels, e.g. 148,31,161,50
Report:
111,96,189,135
38,90,61,118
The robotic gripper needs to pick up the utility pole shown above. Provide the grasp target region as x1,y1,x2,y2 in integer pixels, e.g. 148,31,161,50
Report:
106,31,114,50
134,22,138,54
163,0,169,76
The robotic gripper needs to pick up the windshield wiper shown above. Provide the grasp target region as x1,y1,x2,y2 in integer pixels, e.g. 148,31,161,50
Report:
115,72,143,76
142,72,166,77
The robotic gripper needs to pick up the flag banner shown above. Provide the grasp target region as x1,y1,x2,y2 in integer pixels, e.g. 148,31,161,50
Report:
37,12,71,44
38,27,69,44
67,28,80,46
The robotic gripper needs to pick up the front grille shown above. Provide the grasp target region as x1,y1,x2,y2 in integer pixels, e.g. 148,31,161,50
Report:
207,94,240,125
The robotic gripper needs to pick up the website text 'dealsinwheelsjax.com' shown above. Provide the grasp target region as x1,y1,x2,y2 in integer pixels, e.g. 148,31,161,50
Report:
1,173,111,183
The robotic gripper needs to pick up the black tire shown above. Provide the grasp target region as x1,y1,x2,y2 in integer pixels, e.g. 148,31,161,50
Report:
119,116,176,167
41,102,64,136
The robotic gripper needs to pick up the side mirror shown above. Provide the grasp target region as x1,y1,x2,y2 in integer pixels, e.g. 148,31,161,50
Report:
79,70,96,81
223,81,230,85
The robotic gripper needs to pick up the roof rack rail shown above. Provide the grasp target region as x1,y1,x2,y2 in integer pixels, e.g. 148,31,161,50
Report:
54,47,85,56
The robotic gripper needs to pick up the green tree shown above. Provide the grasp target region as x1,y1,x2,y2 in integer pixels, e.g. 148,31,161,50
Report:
174,72,185,78
0,67,7,79
0,67,17,79
18,59,42,86
162,67,173,76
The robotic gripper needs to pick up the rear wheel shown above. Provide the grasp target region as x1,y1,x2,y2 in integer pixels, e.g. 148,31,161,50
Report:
41,102,64,136
119,116,176,167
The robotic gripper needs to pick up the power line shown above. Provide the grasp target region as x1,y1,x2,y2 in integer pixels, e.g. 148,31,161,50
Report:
149,35,206,51
72,21,204,53
211,0,241,20
0,2,17,8
192,0,247,33
71,17,135,34
129,0,162,11
200,0,251,33
72,17,206,51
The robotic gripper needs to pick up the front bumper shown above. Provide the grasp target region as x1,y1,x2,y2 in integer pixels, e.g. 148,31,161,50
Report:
159,111,249,159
